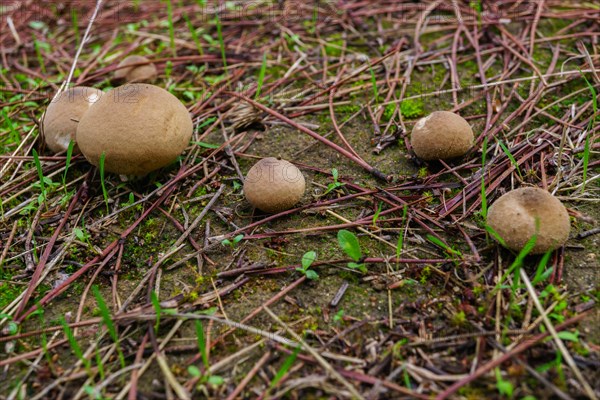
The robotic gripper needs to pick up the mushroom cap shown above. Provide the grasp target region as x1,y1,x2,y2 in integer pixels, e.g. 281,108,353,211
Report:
42,87,103,153
76,84,193,176
114,55,157,83
410,111,474,160
487,187,570,254
243,157,306,213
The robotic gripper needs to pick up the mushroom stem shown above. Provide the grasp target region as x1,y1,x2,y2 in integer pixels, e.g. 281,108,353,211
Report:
227,92,390,182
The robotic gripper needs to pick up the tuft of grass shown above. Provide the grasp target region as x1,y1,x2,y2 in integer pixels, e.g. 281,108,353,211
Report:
532,250,553,285
99,152,108,212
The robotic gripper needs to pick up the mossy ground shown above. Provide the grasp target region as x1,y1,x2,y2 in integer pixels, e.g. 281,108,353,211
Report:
0,2,599,399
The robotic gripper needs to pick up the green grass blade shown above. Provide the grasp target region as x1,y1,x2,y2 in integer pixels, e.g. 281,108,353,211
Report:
270,346,301,388
498,140,522,179
93,285,125,368
255,54,267,99
32,149,46,204
195,320,209,369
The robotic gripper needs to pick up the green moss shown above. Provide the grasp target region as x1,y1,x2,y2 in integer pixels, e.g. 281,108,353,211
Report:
400,98,424,119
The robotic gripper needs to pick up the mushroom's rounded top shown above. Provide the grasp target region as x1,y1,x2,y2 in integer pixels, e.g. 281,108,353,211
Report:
243,157,306,213
410,111,474,160
487,187,570,254
114,55,157,83
42,86,103,153
76,84,193,176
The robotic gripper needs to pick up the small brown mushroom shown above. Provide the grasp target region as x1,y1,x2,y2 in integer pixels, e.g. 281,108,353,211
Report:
487,187,570,254
42,87,103,153
243,157,305,213
410,111,474,160
114,55,157,83
76,84,192,176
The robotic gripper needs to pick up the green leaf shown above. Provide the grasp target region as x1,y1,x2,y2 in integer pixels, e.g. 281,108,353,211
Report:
348,262,367,273
305,270,319,280
207,375,224,385
188,365,202,377
557,331,579,342
337,230,362,261
302,251,316,269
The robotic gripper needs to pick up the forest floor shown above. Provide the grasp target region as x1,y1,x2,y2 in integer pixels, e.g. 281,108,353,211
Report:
0,1,599,399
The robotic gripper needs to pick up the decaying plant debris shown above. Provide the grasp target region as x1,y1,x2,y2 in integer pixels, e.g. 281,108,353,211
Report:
0,1,599,399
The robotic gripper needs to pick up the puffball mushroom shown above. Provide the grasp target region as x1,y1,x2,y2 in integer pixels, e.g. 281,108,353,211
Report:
244,157,306,213
487,187,570,254
114,55,157,83
410,111,474,160
76,84,192,176
42,87,103,153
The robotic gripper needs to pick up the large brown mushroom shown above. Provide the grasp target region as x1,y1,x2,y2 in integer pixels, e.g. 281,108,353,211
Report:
76,84,192,176
114,55,157,83
42,87,103,153
410,111,474,160
243,157,305,213
487,187,570,254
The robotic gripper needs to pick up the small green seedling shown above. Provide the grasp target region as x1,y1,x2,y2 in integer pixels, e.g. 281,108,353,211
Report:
337,230,366,273
221,234,244,249
296,251,318,280
324,168,345,195
333,309,344,323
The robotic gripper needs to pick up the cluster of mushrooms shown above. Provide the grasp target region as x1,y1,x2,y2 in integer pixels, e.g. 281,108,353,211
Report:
42,56,570,255
43,55,191,176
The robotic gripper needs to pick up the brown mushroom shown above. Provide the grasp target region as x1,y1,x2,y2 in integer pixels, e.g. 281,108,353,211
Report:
114,55,157,83
487,187,570,254
243,157,306,213
76,84,192,176
410,111,474,160
42,87,103,153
